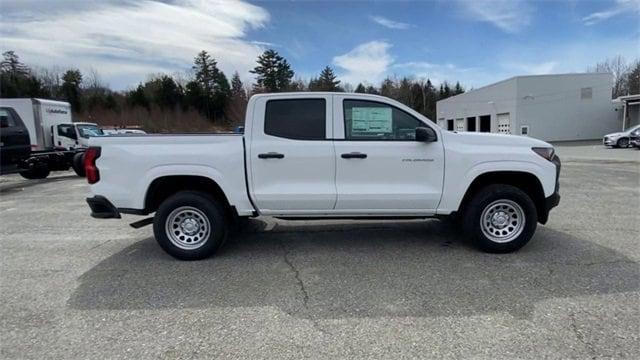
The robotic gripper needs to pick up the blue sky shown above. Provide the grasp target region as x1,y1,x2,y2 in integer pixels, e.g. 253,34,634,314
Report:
1,0,638,90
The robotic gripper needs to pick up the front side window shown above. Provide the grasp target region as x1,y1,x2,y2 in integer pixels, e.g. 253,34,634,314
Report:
343,100,424,140
265,99,326,140
58,124,74,137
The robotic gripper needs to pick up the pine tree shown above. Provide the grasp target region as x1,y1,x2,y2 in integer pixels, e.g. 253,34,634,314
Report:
227,72,248,125
189,50,228,120
61,69,83,112
127,84,149,109
250,49,294,92
0,51,46,98
311,66,341,91
453,81,464,95
0,51,29,76
230,72,247,101
354,83,366,93
365,85,378,94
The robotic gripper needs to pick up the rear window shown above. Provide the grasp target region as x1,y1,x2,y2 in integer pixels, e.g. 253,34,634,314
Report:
264,99,326,140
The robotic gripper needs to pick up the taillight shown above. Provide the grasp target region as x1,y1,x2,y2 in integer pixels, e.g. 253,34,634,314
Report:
84,147,101,184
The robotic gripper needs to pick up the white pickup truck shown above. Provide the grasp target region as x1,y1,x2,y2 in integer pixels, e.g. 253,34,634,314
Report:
85,92,560,260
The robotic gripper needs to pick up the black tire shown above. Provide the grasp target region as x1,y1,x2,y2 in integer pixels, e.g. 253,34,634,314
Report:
72,152,85,177
153,191,227,260
617,137,629,148
463,184,537,253
19,166,50,180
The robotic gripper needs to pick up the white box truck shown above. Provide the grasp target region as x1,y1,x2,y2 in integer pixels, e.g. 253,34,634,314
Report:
0,98,103,179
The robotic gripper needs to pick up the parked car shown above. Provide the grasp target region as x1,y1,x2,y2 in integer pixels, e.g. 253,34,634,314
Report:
85,92,561,260
603,124,640,148
629,128,640,149
102,128,147,135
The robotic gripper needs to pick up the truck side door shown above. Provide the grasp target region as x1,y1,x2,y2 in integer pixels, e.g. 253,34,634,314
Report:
248,94,336,214
53,124,78,149
332,96,444,213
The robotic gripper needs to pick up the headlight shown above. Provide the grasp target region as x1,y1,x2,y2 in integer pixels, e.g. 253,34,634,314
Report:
532,147,555,161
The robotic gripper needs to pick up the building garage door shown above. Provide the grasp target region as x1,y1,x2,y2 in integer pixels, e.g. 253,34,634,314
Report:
497,113,511,134
456,118,464,131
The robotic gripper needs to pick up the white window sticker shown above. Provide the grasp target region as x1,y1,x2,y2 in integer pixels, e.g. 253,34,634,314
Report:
351,107,392,134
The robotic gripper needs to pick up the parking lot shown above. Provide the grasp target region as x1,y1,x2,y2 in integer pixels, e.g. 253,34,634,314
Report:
1,145,639,359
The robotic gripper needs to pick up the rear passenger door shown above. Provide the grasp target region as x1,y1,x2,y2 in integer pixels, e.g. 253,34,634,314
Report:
248,95,336,214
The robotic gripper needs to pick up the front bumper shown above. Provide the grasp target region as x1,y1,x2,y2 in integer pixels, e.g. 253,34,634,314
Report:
540,155,561,224
87,196,121,219
603,137,618,146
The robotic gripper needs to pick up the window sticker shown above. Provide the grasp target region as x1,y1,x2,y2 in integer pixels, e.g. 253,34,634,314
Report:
351,107,392,134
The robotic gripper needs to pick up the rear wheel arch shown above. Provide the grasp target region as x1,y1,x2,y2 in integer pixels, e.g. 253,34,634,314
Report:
457,171,547,223
144,175,235,219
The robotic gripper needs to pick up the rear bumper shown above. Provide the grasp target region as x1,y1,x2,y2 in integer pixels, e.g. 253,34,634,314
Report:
86,196,121,219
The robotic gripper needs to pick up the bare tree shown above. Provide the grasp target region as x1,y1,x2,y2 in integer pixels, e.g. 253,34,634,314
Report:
588,55,631,98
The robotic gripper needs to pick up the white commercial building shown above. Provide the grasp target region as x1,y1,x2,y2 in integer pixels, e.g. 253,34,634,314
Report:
436,73,625,141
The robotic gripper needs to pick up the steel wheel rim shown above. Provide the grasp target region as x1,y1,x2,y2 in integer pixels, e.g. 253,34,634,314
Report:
480,200,525,243
165,206,211,250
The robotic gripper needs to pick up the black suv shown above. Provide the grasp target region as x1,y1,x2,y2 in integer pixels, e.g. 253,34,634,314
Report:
0,107,31,173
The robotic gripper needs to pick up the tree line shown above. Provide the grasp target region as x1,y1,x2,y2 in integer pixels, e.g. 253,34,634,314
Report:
2,49,637,131
0,49,467,128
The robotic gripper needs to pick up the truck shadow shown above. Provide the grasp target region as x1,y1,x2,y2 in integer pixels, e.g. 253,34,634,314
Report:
68,219,640,320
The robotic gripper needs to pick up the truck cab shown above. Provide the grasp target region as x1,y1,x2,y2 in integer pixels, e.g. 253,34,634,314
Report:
54,122,104,150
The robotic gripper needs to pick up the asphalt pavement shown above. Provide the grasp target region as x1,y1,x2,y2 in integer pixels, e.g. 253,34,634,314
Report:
1,147,639,359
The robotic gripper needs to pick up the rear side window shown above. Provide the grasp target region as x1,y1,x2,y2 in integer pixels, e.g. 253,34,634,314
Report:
265,99,326,140
0,108,16,128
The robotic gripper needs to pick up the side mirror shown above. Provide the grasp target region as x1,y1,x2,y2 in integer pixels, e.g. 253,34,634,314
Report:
416,126,437,142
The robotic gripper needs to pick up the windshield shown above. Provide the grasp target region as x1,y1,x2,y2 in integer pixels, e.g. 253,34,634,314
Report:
77,125,104,138
626,125,640,133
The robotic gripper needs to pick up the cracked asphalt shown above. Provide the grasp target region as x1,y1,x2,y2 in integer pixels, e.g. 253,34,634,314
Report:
1,150,639,359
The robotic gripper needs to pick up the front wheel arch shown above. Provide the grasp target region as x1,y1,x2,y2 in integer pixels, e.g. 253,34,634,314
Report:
457,171,546,223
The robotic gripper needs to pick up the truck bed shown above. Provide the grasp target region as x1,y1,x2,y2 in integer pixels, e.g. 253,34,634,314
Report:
88,134,255,215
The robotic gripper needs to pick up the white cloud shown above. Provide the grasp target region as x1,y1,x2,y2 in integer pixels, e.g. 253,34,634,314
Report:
457,0,533,33
582,0,640,25
333,41,394,85
370,16,412,30
503,61,558,75
1,0,270,89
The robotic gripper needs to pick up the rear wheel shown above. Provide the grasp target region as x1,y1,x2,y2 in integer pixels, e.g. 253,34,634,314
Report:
463,184,537,253
72,152,85,177
19,166,50,179
153,191,227,260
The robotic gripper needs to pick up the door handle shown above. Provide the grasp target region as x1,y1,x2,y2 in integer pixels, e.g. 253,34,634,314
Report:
341,152,367,159
258,152,285,159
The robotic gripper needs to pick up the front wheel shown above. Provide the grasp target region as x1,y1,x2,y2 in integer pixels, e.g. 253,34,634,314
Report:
153,191,228,260
617,137,629,148
463,184,537,253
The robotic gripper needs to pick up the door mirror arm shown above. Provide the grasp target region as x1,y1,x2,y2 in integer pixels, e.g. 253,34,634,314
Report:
415,127,437,142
